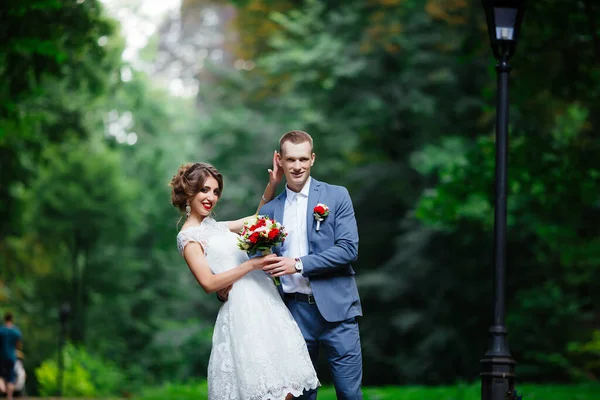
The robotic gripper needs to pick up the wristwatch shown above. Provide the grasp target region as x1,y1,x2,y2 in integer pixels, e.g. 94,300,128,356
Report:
294,257,303,273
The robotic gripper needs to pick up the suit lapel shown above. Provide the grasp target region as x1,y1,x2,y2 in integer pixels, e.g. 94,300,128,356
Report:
306,178,322,244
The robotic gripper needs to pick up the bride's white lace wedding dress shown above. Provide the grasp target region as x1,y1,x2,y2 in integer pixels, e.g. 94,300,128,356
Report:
177,217,320,400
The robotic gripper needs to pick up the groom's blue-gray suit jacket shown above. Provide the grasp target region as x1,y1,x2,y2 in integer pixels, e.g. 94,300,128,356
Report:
259,178,362,323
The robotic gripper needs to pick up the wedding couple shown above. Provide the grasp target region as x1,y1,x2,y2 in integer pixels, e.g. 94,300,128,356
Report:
171,130,363,400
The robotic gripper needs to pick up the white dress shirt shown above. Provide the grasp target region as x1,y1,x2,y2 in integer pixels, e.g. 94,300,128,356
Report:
280,177,312,294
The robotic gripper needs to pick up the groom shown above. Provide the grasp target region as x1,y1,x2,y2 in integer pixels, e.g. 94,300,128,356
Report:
260,130,363,400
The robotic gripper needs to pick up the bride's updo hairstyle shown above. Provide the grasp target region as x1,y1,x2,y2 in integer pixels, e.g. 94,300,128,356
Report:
170,162,224,212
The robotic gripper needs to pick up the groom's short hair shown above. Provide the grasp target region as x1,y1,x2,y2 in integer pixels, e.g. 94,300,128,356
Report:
279,130,313,154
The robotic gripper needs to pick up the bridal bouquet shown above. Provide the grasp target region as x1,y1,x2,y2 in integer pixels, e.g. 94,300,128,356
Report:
238,215,287,285
238,215,287,255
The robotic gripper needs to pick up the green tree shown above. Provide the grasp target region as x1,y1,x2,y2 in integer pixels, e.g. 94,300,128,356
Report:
415,105,600,381
22,138,136,343
35,343,125,397
0,0,118,238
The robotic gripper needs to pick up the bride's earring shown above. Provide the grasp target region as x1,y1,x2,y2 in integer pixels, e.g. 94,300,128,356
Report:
185,202,191,218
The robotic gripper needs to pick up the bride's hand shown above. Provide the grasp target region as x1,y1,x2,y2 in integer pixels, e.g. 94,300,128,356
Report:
246,253,278,270
268,150,283,187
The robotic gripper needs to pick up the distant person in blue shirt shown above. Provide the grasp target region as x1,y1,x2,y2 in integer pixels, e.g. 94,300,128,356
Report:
0,313,22,400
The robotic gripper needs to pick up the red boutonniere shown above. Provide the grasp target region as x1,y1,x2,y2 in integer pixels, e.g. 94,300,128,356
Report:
313,203,330,232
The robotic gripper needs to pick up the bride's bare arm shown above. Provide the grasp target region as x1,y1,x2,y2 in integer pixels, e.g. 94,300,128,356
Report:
227,215,257,235
183,242,276,293
227,150,283,234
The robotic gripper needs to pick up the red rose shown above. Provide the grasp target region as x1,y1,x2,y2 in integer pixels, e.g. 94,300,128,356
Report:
314,205,325,214
256,219,267,228
268,228,280,240
249,232,260,244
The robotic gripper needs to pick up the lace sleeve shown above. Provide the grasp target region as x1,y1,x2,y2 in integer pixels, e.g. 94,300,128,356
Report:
177,231,207,257
177,219,229,257
212,219,230,233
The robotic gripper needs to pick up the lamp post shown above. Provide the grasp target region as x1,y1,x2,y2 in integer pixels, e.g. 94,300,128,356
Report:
479,1,526,400
57,303,70,397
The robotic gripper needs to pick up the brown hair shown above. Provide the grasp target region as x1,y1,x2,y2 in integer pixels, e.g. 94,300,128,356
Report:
169,162,224,212
4,312,13,322
279,130,314,154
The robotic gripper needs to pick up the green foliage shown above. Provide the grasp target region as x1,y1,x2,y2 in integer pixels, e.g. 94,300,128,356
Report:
0,0,120,238
1,0,206,393
228,0,490,384
35,343,125,397
2,0,599,393
26,138,136,247
569,330,600,378
21,138,137,343
186,0,600,385
414,103,600,380
136,381,209,400
134,381,600,400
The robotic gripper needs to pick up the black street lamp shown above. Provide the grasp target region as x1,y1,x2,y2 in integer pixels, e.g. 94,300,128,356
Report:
479,1,526,400
57,303,71,397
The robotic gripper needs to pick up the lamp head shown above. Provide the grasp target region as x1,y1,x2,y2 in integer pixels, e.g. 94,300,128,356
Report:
482,0,526,60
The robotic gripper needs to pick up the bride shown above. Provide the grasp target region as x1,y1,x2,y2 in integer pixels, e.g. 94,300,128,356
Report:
170,156,319,400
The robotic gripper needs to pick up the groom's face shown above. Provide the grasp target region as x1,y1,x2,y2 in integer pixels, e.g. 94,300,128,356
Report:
278,141,315,192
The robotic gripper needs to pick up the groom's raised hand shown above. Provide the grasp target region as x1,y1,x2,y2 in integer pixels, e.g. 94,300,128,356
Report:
268,150,283,186
262,256,298,278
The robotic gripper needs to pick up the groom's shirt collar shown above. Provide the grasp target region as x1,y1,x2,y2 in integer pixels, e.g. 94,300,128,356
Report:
285,176,312,203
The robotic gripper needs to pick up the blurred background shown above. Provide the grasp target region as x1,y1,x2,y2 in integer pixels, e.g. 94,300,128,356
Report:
1,0,599,398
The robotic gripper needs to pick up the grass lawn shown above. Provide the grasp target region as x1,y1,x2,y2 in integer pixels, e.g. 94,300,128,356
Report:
135,381,600,400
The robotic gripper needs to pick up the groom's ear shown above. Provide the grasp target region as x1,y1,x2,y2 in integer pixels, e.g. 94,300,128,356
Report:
276,152,283,167
310,153,315,166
